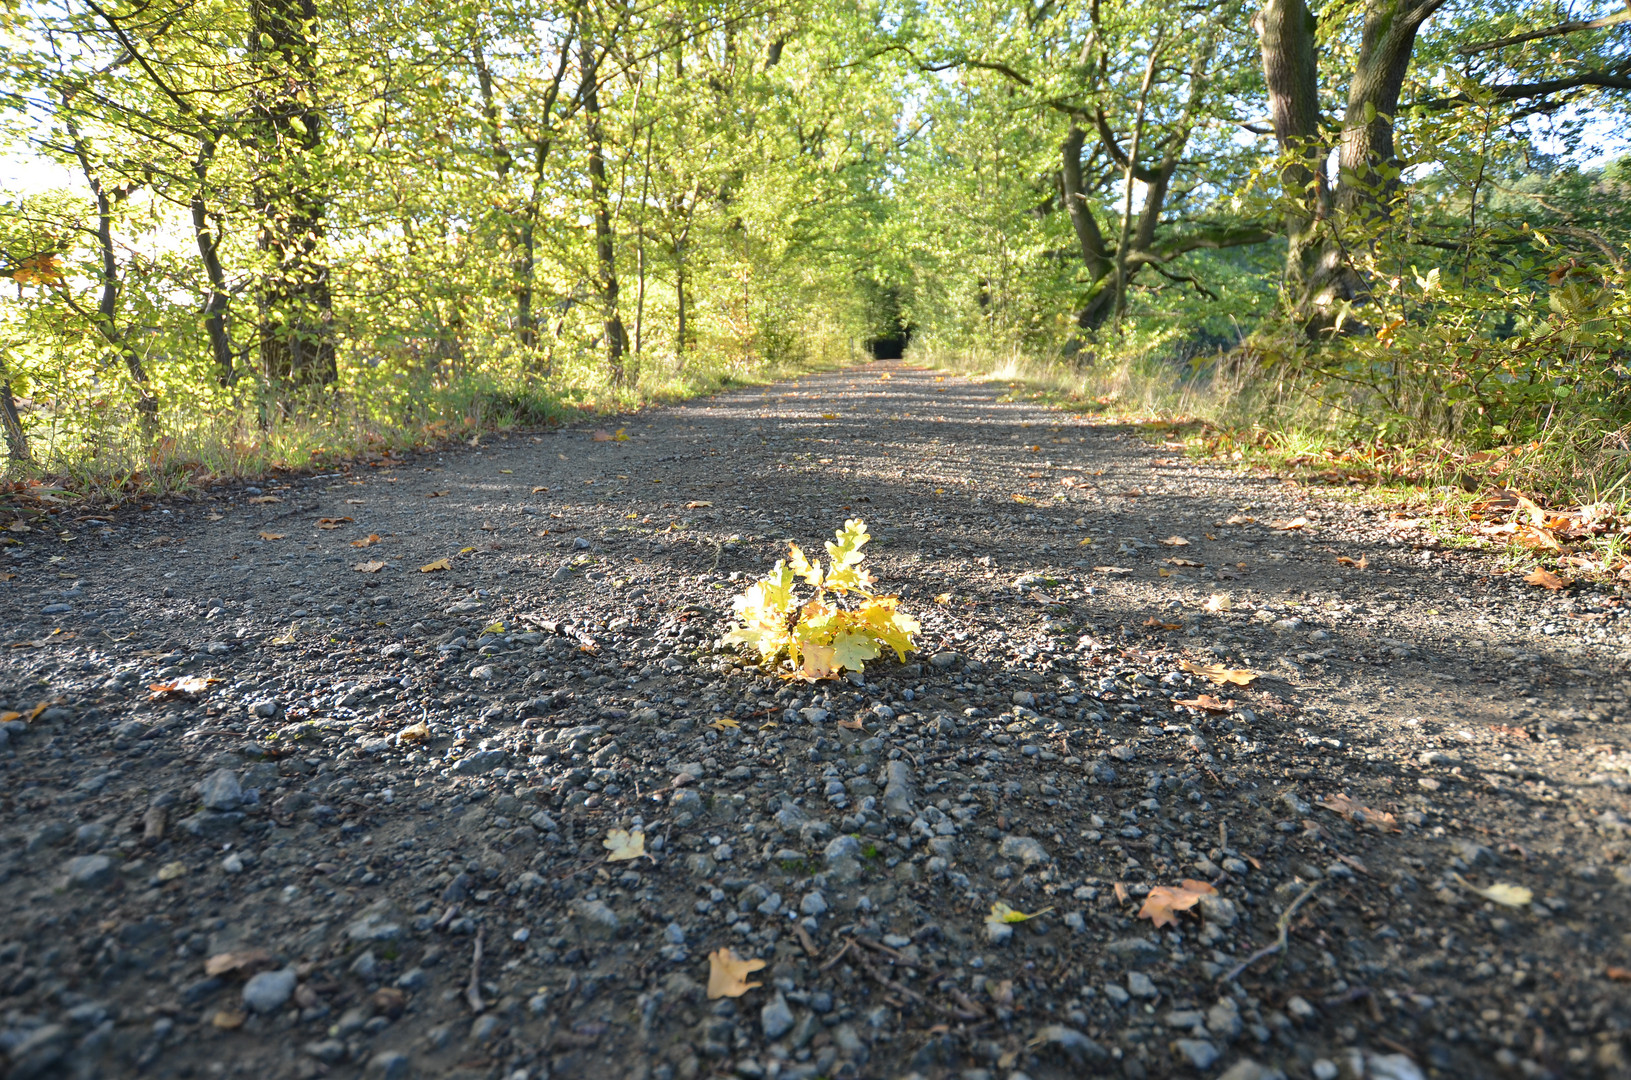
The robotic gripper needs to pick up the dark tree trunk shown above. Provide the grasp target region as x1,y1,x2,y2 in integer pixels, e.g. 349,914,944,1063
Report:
0,354,28,465
1060,125,1116,330
192,139,235,386
251,0,336,392
580,28,627,383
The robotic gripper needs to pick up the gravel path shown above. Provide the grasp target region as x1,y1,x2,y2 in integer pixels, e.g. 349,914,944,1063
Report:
2,360,1629,1080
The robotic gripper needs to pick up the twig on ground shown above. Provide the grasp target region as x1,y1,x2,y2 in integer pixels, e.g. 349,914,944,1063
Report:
433,904,460,931
818,938,852,971
847,941,983,1022
465,929,485,1013
1219,880,1322,983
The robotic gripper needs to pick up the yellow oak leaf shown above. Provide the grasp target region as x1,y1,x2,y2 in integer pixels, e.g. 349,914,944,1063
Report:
706,948,765,999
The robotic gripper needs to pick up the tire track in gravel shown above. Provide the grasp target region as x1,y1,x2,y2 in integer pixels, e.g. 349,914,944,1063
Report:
1,360,1628,1080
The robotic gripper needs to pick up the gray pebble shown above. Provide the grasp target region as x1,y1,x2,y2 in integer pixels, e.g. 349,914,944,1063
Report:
761,994,795,1039
64,854,114,889
242,968,297,1013
200,769,242,811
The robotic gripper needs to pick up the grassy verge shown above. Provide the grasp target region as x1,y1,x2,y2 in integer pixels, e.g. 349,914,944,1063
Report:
914,335,1631,586
0,329,869,510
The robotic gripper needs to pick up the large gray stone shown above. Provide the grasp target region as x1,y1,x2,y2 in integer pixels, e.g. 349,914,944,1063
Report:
1030,1024,1107,1064
242,968,297,1013
200,769,243,811
346,899,403,942
761,994,795,1039
882,760,915,814
998,835,1051,867
64,854,114,889
451,749,508,775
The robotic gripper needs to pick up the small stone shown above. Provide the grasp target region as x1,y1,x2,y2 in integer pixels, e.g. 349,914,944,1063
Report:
221,853,244,874
74,822,109,849
929,651,962,670
4,1023,71,1080
346,899,403,942
451,749,508,775
1285,995,1316,1021
200,769,243,811
242,968,298,1013
761,993,795,1039
998,835,1050,867
469,1014,503,1043
65,854,114,889
1343,1050,1425,1080
1030,1024,1107,1064
1217,1059,1286,1080
1012,691,1036,708
800,891,828,917
985,920,1013,945
1103,983,1131,1005
882,759,915,814
1207,998,1243,1042
1197,894,1238,928
1419,750,1455,767
304,1039,347,1064
571,897,620,938
1126,972,1156,998
1175,1039,1220,1070
367,1051,412,1080
1312,1061,1339,1080
350,951,379,980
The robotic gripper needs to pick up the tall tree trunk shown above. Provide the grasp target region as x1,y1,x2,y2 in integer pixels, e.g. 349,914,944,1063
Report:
1338,0,1444,216
1061,125,1115,331
251,0,336,393
192,139,235,386
65,115,159,433
1255,0,1348,331
0,352,29,465
580,27,627,383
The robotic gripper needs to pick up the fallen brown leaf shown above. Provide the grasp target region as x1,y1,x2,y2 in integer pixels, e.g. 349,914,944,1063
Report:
1174,694,1233,713
706,948,765,999
1607,967,1631,982
1524,567,1568,590
420,558,452,572
204,949,272,978
247,495,281,505
427,490,450,498
1316,793,1399,831
1113,882,1130,904
148,676,220,700
353,560,386,573
349,534,382,548
1159,535,1190,546
1181,660,1259,686
1137,880,1218,929
257,531,285,541
315,517,353,529
1143,618,1183,631
1270,516,1310,531
685,501,713,509
1336,554,1369,569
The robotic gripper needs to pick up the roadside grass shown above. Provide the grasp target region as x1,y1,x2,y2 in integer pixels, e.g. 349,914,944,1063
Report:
0,327,868,510
916,337,1631,586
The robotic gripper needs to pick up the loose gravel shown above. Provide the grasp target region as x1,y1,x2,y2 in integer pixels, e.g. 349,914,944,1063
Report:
1,361,1629,1080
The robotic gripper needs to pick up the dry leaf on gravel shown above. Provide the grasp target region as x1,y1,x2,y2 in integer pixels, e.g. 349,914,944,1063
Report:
247,495,281,504
211,1010,245,1030
1137,880,1218,929
257,531,285,541
1315,793,1399,831
985,902,1053,928
1336,554,1369,569
1181,660,1259,686
427,490,449,498
685,501,712,509
353,561,386,573
420,558,452,572
1270,516,1310,530
603,829,646,862
1606,967,1631,982
1159,535,1190,546
1167,557,1204,567
1092,566,1133,574
837,716,868,731
204,949,272,978
1524,567,1568,590
148,676,219,700
1174,694,1233,713
350,534,382,548
398,721,431,743
709,717,741,731
531,486,549,494
1202,593,1232,612
316,517,353,529
157,861,187,882
1113,882,1130,904
25,702,49,721
706,948,765,999
1448,872,1532,907
1143,618,1183,630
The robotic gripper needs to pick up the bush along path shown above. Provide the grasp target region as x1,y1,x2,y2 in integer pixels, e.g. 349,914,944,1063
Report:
1,360,1629,1080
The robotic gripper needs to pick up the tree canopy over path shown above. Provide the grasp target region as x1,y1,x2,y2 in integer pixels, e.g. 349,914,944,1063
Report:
3,0,1631,477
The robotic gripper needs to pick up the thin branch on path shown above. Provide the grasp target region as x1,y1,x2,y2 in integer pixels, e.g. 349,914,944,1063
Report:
1219,880,1322,984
